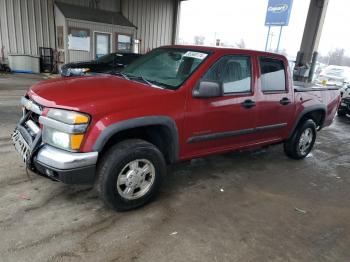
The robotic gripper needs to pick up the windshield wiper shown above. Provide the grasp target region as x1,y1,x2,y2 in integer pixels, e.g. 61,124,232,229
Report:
139,75,154,86
124,73,163,89
113,71,129,80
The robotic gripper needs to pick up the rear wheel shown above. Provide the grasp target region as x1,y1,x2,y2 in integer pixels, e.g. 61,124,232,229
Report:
97,139,166,211
284,119,316,160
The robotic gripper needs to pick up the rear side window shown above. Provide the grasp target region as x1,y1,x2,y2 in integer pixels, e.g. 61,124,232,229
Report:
202,55,252,94
259,57,286,92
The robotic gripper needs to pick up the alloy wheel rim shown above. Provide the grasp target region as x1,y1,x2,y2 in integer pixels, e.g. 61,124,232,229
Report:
116,159,155,200
299,128,313,155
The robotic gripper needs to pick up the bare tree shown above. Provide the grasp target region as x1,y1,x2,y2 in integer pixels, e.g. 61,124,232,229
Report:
328,48,345,65
318,48,350,66
235,39,246,49
194,36,205,46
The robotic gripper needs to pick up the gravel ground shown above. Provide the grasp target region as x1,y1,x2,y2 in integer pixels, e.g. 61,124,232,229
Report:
0,74,350,262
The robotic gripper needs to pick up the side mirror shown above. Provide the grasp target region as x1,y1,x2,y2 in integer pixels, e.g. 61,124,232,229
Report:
193,81,223,98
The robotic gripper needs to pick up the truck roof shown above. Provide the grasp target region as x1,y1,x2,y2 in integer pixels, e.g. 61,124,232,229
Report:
164,45,287,59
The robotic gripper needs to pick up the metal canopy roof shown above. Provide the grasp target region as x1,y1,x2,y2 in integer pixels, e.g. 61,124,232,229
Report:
55,2,136,28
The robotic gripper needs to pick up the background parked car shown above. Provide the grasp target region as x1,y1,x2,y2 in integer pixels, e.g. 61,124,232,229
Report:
315,65,350,88
60,52,142,77
338,84,350,117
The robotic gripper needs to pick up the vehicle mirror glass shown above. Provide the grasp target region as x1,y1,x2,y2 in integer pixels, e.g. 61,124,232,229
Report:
193,81,223,98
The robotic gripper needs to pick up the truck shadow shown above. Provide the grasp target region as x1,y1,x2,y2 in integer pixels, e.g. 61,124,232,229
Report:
162,147,274,195
336,115,350,124
56,147,276,208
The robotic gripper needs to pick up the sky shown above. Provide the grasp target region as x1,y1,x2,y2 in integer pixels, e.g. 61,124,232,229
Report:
178,0,350,58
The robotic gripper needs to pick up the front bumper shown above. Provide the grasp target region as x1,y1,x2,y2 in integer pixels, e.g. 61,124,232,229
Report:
12,97,99,184
33,145,98,184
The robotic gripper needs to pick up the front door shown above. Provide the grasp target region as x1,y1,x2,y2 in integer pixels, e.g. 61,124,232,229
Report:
95,33,110,59
183,55,259,158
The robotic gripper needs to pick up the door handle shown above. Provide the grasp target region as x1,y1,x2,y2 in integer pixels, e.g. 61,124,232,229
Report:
241,99,256,109
280,97,291,105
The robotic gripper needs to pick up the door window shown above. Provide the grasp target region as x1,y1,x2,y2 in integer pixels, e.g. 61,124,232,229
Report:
259,57,286,92
202,56,252,94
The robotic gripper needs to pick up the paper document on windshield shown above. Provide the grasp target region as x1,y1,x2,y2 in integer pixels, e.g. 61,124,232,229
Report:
183,51,207,60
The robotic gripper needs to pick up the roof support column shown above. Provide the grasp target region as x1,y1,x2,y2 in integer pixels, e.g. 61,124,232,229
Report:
294,0,329,82
171,0,181,44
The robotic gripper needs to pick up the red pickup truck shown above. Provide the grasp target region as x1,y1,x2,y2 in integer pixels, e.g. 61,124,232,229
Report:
12,46,340,211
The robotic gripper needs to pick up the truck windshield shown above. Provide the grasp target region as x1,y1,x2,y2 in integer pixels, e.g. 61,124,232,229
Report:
121,48,210,90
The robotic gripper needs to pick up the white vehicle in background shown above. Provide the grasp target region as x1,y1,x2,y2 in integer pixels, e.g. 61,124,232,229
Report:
338,84,350,117
315,65,350,88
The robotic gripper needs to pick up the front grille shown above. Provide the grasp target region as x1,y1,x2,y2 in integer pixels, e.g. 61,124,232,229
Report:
28,111,40,126
22,98,42,139
24,114,40,138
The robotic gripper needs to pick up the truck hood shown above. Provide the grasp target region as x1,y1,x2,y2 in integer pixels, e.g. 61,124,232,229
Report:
28,75,169,114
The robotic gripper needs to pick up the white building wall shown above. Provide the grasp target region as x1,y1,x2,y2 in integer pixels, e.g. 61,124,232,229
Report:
57,0,121,12
0,0,56,62
0,0,179,64
121,0,177,53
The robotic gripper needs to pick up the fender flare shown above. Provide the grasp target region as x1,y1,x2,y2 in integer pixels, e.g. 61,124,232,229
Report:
92,116,179,163
288,105,326,139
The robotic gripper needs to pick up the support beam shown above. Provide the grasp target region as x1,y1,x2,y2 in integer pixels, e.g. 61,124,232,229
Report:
294,0,329,82
171,0,182,44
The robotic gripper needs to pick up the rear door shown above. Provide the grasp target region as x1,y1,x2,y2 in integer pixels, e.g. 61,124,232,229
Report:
255,56,295,141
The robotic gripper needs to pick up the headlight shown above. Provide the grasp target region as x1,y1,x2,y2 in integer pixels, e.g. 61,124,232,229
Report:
41,109,90,151
43,127,85,151
70,68,90,76
47,109,89,124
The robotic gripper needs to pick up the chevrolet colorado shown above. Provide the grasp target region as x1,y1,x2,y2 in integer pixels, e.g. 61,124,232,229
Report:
12,46,340,211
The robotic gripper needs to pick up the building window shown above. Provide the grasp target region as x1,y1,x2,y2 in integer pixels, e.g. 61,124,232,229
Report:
116,34,132,52
57,26,64,49
259,57,286,92
68,27,90,51
69,27,90,38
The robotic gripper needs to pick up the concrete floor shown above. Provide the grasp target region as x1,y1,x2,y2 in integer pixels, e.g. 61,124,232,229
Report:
1,74,350,262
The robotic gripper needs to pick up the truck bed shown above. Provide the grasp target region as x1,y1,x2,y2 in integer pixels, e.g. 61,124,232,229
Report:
293,81,339,92
293,82,340,129
294,86,339,92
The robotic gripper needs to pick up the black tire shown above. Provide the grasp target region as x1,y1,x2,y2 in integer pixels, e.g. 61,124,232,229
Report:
284,119,317,160
337,110,346,117
97,139,166,211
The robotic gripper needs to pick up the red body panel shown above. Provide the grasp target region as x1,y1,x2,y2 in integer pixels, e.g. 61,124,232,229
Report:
27,45,341,161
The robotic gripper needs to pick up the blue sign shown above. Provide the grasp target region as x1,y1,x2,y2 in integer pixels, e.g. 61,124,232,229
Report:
265,0,293,26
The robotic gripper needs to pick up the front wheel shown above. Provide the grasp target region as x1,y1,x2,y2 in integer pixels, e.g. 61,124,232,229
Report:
97,139,166,211
284,119,317,160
